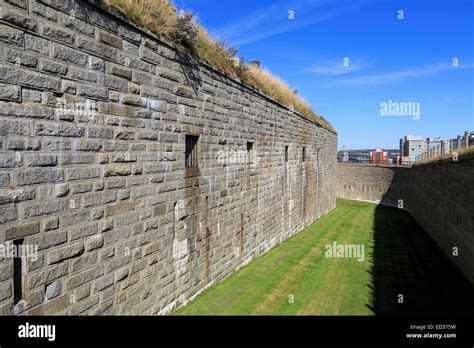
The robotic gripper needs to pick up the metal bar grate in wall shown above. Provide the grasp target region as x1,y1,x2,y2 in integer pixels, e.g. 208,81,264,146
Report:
186,135,199,168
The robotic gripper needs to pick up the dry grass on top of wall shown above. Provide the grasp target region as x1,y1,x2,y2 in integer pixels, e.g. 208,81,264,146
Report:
413,146,474,167
243,64,333,129
100,0,335,132
102,0,177,37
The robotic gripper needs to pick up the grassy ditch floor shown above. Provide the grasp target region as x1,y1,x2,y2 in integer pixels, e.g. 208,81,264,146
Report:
174,199,473,315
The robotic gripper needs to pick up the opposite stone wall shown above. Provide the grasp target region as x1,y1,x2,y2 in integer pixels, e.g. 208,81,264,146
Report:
0,0,337,315
337,159,474,284
337,163,410,206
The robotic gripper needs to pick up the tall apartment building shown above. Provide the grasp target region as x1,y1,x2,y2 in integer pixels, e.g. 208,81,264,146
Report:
426,137,451,155
400,131,471,164
400,135,425,162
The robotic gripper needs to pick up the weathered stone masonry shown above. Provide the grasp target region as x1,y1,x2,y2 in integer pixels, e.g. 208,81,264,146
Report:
0,0,337,314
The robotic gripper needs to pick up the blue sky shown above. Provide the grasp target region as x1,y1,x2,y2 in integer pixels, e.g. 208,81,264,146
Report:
177,0,473,149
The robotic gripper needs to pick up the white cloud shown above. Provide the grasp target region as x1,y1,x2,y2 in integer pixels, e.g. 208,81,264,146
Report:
213,0,362,47
329,62,473,86
306,59,370,75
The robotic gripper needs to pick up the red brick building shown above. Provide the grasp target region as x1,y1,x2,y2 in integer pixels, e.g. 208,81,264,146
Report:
370,149,389,165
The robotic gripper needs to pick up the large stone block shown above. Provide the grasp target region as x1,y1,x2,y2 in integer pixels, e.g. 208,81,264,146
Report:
77,84,108,100
52,43,88,66
14,168,64,186
0,66,60,91
66,265,104,290
5,220,40,240
6,137,41,150
58,12,95,37
47,242,84,265
85,234,104,252
76,37,117,61
5,48,38,68
0,282,12,302
104,202,135,216
25,34,50,55
32,1,58,21
24,154,57,167
66,167,100,181
103,165,132,177
98,29,122,48
0,187,35,204
27,263,68,290
41,25,75,45
0,8,37,31
0,83,21,101
0,102,55,119
0,24,24,47
0,206,18,223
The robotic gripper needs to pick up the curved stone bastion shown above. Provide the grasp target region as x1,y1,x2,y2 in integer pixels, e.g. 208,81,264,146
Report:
0,0,337,315
337,158,474,285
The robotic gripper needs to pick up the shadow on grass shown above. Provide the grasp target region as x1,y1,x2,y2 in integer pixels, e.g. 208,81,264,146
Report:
367,203,474,315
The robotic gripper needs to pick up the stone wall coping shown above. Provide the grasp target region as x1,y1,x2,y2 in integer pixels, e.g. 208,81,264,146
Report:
337,163,411,169
413,150,474,167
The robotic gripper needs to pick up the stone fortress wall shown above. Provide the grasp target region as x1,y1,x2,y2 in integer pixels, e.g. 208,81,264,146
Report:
0,0,337,314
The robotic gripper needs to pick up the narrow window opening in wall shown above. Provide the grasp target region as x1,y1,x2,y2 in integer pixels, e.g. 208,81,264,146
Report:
13,238,24,305
285,146,289,162
185,135,199,168
247,142,254,164
173,202,177,239
302,147,306,162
